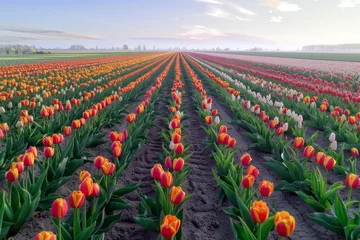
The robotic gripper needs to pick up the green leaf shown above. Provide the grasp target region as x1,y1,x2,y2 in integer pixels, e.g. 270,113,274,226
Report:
308,212,344,235
332,193,348,227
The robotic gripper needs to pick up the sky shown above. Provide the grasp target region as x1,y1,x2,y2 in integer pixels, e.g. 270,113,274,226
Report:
1,0,360,50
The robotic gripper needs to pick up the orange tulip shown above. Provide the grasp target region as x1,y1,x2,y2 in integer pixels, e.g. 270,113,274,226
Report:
275,211,296,237
269,120,277,129
160,215,181,239
69,190,85,208
34,231,56,240
345,173,359,189
240,153,252,166
126,113,136,123
205,116,212,124
63,126,72,136
51,198,68,218
250,200,269,223
72,120,81,129
151,164,164,180
160,171,173,188
259,180,274,197
101,161,115,175
170,119,180,129
242,174,255,188
170,186,185,205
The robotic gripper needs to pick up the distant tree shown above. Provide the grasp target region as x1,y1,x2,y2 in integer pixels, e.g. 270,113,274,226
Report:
138,44,141,51
143,45,146,51
122,44,129,50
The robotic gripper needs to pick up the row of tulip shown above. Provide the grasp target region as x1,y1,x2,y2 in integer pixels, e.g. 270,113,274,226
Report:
0,54,176,239
181,53,297,240
184,54,360,239
0,54,173,178
28,53,177,240
195,57,360,152
135,53,191,239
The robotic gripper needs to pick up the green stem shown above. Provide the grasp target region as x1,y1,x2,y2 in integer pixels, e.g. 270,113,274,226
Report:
8,182,12,203
32,164,35,184
347,188,352,203
25,167,28,191
258,223,262,240
83,200,87,229
58,217,62,240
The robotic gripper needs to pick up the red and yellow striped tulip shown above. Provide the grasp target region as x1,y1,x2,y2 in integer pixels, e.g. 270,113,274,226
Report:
160,171,173,188
26,146,38,158
170,119,180,129
34,231,56,240
219,125,227,134
345,173,359,189
51,198,68,218
69,190,85,208
112,146,122,158
246,165,259,178
240,153,252,166
94,156,105,169
170,186,185,205
228,137,236,148
315,152,326,164
351,147,359,157
11,161,24,174
44,147,55,158
160,215,181,239
92,183,100,197
293,137,304,149
72,120,81,129
63,126,72,136
42,136,53,147
303,145,315,159
242,174,255,188
126,113,136,123
5,167,19,182
250,200,269,223
205,116,212,124
173,158,184,171
79,177,93,196
211,109,218,116
151,164,164,180
101,161,115,175
23,152,35,166
259,180,274,197
80,170,91,182
109,131,119,142
174,143,184,155
165,156,172,169
323,156,336,170
172,133,181,144
275,211,296,237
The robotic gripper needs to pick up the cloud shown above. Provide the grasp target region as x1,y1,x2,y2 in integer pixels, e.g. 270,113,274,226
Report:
178,25,225,40
234,5,257,15
236,16,253,21
0,25,101,40
260,0,301,11
338,0,360,8
270,16,283,22
206,8,230,18
196,0,223,4
0,36,38,43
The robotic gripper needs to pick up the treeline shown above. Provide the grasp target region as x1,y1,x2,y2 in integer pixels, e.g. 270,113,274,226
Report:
302,44,360,52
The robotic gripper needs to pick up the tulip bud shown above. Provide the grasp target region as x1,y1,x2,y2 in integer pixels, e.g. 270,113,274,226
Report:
151,164,164,180
51,198,68,218
94,156,105,169
5,167,19,182
160,172,173,188
92,183,101,197
315,152,326,164
275,211,296,237
345,173,359,189
160,215,181,239
101,161,115,175
329,132,336,142
79,177,93,196
330,141,337,151
173,158,184,171
69,190,85,208
34,231,56,240
165,156,172,169
351,147,359,157
250,200,269,223
303,146,315,159
240,153,252,166
242,174,255,188
44,147,55,158
259,180,274,197
323,156,336,170
169,186,185,205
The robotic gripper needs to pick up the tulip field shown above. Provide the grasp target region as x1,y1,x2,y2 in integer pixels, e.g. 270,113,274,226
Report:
0,52,360,240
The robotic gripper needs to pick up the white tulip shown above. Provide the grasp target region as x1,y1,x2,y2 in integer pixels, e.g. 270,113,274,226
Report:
18,103,22,108
169,123,173,129
214,116,220,124
16,121,24,128
255,108,260,114
330,141,337,151
329,132,336,142
297,121,303,129
283,123,289,131
169,141,174,150
7,102,13,109
0,107,5,114
274,117,279,125
231,94,236,101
